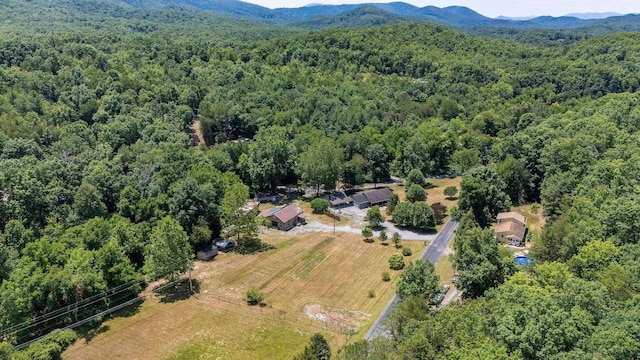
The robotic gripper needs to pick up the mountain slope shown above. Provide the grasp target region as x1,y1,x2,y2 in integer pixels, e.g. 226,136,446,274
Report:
0,0,292,37
294,5,411,29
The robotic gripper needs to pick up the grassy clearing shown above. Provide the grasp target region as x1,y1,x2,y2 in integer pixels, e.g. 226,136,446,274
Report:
390,177,461,208
512,203,545,235
435,252,455,286
64,232,425,359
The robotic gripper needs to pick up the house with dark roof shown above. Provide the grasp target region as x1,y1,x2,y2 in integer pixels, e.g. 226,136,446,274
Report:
352,188,393,209
495,212,527,245
263,203,305,231
325,192,353,209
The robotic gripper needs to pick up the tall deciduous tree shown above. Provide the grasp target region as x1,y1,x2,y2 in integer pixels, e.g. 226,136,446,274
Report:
405,184,427,203
144,216,193,281
497,156,532,205
294,333,331,360
453,227,516,298
396,260,440,301
458,165,511,228
405,168,426,189
366,143,390,187
73,182,107,221
297,138,343,196
245,125,294,190
170,178,218,241
365,206,384,228
221,180,259,244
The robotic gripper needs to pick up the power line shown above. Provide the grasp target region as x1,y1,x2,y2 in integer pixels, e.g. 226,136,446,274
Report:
0,279,142,335
13,275,186,351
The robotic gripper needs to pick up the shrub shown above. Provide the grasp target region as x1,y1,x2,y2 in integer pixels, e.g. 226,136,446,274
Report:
389,253,405,270
379,230,388,243
382,271,391,282
392,232,402,248
244,287,265,305
531,203,541,213
444,186,458,198
19,329,77,360
368,290,376,298
310,198,330,214
362,227,373,242
402,246,413,256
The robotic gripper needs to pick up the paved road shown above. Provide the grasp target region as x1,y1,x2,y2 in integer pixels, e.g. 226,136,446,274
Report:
364,219,459,341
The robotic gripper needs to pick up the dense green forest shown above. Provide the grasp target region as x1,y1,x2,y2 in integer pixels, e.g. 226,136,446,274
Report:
2,0,640,357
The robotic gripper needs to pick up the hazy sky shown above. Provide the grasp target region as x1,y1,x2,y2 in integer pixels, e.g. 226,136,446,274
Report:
242,0,640,18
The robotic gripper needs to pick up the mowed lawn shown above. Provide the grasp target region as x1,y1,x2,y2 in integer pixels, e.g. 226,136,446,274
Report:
64,232,425,360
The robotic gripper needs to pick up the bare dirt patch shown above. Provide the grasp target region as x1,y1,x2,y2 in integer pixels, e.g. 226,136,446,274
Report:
304,303,370,333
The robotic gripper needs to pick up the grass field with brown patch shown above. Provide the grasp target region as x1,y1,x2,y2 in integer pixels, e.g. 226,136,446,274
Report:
512,204,545,235
64,232,425,360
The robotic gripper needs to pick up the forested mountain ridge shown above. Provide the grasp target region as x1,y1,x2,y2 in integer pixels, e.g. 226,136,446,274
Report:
0,0,296,38
103,0,640,32
2,1,640,357
5,0,640,34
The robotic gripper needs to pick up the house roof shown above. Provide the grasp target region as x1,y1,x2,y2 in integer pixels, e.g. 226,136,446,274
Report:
495,220,526,241
329,197,352,206
325,192,353,206
262,205,284,218
363,187,393,204
497,212,527,225
351,192,369,205
273,204,303,223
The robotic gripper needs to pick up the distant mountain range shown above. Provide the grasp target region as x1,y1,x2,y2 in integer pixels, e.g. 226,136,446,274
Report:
2,0,639,36
106,0,640,31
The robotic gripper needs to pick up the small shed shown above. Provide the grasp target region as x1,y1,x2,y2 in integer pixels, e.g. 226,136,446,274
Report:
197,242,218,261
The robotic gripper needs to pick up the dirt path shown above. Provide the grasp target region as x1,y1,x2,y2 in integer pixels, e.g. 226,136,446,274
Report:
188,119,205,146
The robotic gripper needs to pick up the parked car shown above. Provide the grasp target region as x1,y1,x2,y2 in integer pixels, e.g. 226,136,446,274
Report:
214,238,236,253
451,273,459,283
430,285,451,306
430,293,445,305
